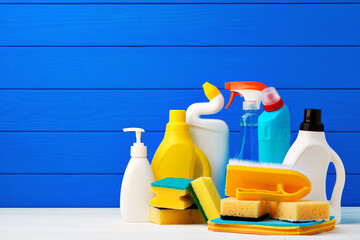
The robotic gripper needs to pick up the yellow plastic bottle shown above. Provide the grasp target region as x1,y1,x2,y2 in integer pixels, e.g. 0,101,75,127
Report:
151,110,211,181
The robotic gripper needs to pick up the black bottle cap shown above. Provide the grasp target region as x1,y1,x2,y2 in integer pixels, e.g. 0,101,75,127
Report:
300,109,324,132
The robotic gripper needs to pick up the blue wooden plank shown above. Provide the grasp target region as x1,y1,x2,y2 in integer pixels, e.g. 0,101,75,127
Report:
0,175,122,207
326,175,358,206
1,1,359,3
0,90,358,131
0,132,129,174
0,132,355,174
0,174,356,207
1,47,359,89
0,4,359,46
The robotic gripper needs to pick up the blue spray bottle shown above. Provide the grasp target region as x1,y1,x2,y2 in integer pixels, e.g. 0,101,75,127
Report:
258,87,290,163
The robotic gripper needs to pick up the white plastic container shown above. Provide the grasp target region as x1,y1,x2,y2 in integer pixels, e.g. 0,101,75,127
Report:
186,82,229,197
283,109,345,224
121,128,155,222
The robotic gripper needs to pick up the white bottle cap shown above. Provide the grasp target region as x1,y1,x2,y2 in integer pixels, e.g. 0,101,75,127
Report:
123,128,147,157
243,100,257,110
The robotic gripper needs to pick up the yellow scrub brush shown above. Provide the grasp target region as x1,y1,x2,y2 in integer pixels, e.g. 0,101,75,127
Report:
225,160,311,202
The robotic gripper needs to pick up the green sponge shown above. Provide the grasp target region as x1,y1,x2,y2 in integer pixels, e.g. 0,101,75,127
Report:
190,177,221,222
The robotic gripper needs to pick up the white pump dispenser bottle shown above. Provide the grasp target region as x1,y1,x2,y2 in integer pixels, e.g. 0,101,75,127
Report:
283,109,345,224
121,128,154,222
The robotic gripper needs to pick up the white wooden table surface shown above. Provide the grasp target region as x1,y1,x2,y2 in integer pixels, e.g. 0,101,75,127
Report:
0,208,359,240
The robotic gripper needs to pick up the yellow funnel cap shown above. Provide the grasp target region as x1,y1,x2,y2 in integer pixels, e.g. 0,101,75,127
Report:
203,82,221,101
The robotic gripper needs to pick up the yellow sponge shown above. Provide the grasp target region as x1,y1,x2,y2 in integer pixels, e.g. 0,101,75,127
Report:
221,197,268,221
190,177,221,222
149,206,205,225
269,200,330,222
150,178,194,210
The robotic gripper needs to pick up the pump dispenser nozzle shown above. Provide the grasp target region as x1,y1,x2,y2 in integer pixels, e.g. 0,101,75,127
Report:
123,128,147,157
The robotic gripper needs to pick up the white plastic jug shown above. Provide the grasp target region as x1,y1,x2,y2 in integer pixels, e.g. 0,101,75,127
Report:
283,109,345,224
186,82,229,197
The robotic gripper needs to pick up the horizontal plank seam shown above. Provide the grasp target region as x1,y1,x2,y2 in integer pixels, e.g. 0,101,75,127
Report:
0,130,358,133
0,3,360,5
0,173,355,175
1,45,360,48
0,173,353,175
0,88,359,90
0,173,124,175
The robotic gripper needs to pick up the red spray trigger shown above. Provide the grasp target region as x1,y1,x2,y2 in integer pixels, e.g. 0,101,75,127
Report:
224,81,267,109
225,91,241,109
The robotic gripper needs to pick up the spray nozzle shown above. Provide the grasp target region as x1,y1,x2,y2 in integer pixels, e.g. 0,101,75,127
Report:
224,81,267,110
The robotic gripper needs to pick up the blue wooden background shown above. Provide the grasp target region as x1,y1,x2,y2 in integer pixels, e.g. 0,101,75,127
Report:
0,1,359,207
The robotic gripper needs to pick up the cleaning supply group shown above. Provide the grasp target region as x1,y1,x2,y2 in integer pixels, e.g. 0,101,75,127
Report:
120,82,346,236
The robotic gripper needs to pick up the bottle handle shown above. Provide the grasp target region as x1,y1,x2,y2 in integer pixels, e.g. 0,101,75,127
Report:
329,149,346,224
194,146,212,177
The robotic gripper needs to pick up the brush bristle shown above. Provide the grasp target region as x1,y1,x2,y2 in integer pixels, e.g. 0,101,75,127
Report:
227,159,308,176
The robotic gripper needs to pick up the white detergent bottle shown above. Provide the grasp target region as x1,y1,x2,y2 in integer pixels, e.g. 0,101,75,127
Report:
121,128,154,222
186,82,229,198
283,109,345,224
